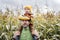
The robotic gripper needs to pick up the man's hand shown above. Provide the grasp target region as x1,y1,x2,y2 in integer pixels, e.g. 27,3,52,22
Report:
13,31,20,38
32,30,39,38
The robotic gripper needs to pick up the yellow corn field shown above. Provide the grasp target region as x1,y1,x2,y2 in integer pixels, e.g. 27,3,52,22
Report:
0,8,60,40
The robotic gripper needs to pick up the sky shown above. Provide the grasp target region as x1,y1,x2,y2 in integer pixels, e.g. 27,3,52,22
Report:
0,0,60,12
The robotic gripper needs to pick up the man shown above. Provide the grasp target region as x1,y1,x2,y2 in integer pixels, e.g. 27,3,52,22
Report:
13,5,39,40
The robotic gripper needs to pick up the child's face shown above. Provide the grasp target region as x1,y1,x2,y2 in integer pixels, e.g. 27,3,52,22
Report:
21,20,30,27
24,8,31,13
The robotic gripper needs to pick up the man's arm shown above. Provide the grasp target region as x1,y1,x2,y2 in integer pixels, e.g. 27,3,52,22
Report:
12,31,20,40
32,30,39,40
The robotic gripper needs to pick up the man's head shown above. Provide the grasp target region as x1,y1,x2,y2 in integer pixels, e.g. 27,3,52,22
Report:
20,20,30,27
18,15,31,27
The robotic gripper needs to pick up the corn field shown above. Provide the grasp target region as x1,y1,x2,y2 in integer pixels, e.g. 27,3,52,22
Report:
0,8,60,40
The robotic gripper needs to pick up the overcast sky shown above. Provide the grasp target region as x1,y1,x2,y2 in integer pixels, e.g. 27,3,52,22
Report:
0,0,60,12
